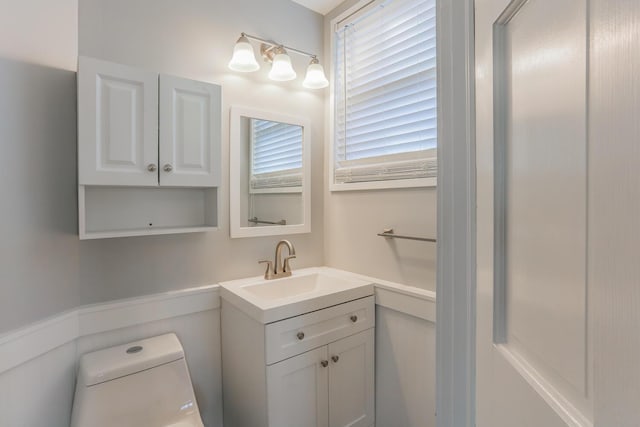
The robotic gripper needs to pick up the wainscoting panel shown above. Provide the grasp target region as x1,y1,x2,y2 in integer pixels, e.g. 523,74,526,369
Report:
0,274,435,427
376,305,436,427
0,341,76,427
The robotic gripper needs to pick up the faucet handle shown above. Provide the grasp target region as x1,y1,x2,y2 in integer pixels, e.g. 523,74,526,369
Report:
258,260,274,279
283,255,296,273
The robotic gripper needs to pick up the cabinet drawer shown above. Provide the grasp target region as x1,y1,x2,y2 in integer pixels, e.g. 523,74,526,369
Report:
265,296,374,365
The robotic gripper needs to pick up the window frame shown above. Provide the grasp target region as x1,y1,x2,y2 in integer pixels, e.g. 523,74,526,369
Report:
328,0,438,192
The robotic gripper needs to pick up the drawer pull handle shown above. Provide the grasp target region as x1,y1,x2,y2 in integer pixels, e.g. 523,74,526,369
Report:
297,332,305,340
321,360,329,368
331,355,339,363
350,315,358,323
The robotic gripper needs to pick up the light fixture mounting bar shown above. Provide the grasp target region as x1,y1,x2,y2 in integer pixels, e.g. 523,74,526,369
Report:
241,32,317,59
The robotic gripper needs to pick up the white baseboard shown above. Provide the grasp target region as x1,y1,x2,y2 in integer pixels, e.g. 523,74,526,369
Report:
0,284,220,375
0,271,435,376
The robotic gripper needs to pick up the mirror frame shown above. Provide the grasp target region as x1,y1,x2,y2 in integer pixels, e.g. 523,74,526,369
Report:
229,105,311,238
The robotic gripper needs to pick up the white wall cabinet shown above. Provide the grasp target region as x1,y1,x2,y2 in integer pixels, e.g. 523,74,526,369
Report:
159,74,220,187
78,57,159,187
79,57,221,188
77,56,221,239
221,296,375,427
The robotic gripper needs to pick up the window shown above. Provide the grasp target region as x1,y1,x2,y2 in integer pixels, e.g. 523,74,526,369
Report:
250,118,303,192
331,0,437,190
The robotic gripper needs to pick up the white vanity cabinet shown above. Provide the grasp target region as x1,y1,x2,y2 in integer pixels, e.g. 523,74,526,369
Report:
77,56,221,239
267,328,375,427
221,295,375,427
266,345,329,427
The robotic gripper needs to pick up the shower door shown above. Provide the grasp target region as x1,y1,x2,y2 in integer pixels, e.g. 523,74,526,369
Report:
475,0,592,425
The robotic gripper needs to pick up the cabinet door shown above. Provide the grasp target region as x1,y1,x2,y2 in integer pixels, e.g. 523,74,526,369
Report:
267,346,329,427
78,57,159,186
159,74,221,187
328,329,375,427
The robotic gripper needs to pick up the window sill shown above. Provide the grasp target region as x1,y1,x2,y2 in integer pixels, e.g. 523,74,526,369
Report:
329,177,437,192
249,186,303,194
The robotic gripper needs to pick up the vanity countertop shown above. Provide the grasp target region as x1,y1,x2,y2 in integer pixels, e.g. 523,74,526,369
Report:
219,266,374,323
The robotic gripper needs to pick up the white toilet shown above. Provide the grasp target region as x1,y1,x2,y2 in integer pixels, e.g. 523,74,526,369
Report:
70,333,204,427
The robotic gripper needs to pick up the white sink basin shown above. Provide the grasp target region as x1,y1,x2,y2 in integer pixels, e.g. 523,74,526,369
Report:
220,267,374,323
243,272,354,300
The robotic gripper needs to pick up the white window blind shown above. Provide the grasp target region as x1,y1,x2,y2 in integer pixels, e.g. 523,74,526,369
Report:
250,119,303,191
333,0,437,185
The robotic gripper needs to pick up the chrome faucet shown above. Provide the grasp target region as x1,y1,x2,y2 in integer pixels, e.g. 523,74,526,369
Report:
259,240,296,280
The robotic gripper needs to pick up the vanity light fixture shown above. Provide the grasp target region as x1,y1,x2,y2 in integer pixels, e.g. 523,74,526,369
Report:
228,32,328,89
267,46,297,81
303,57,330,89
228,34,260,72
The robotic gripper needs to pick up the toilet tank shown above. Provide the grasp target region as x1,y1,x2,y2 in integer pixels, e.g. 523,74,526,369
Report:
71,333,203,427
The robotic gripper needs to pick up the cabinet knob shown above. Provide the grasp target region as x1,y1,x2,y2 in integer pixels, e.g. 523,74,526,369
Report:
331,355,339,363
350,315,358,323
321,360,329,368
163,164,173,172
297,332,305,340
147,163,157,172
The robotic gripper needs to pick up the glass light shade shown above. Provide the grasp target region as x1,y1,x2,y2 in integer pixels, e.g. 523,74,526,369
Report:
228,36,260,72
268,53,297,81
303,60,329,89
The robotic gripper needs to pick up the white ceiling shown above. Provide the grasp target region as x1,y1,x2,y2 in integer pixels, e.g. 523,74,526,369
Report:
291,0,344,15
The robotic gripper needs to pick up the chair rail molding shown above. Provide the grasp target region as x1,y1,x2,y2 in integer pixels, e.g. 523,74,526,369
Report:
0,285,221,375
0,272,434,376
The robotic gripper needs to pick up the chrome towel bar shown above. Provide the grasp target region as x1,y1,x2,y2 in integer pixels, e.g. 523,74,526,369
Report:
377,228,436,243
248,217,287,225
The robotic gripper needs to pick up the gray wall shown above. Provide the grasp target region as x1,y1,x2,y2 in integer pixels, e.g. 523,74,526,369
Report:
0,0,80,333
0,0,326,334
0,0,436,335
323,1,437,291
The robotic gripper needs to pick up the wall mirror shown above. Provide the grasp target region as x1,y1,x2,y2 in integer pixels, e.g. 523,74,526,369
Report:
230,106,311,238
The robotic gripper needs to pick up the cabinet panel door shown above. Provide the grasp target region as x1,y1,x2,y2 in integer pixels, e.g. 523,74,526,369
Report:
78,57,158,186
267,346,329,427
159,74,221,187
328,329,375,427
